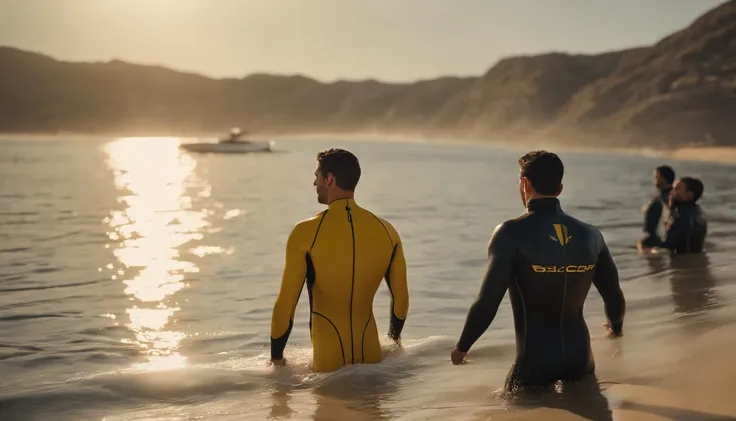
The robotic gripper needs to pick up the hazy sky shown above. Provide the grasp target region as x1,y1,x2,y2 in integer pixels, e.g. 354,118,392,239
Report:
0,0,726,82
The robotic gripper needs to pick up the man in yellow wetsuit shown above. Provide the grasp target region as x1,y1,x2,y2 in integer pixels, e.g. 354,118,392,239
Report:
270,148,410,372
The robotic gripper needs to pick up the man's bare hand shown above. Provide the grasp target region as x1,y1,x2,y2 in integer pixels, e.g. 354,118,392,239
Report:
602,323,623,338
450,346,467,365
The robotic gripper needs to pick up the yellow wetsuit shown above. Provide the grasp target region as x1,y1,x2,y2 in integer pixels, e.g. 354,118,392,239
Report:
270,198,409,372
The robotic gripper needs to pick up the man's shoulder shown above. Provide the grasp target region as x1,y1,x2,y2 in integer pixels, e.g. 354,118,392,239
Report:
286,211,327,247
365,210,401,240
490,216,526,238
696,205,707,222
557,211,603,238
292,210,327,231
497,215,524,229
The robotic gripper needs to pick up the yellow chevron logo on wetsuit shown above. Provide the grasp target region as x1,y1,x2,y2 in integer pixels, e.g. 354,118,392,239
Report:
552,223,572,245
270,198,409,372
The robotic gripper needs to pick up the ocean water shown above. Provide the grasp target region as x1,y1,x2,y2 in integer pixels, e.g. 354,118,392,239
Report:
1,136,735,421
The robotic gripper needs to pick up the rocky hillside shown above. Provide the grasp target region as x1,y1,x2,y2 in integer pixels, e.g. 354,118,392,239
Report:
551,0,736,147
1,0,734,147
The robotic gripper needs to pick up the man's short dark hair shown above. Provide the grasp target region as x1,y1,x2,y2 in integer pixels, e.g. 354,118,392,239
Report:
681,177,704,202
656,165,675,184
317,148,361,191
518,150,564,196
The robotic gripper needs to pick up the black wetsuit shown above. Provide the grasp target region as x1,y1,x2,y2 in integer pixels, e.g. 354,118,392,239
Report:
653,202,707,254
456,198,626,392
640,187,672,247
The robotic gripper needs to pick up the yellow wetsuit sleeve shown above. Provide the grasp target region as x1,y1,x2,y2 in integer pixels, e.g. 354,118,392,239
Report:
270,224,308,360
386,233,409,341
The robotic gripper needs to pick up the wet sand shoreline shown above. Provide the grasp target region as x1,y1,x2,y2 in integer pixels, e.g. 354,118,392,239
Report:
494,323,736,421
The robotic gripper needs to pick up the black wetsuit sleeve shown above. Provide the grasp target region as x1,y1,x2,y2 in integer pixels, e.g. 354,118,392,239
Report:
385,239,409,341
640,196,663,247
643,196,663,235
456,223,515,353
592,234,625,334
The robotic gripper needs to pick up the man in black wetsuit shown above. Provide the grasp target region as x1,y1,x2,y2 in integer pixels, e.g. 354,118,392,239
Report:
641,177,707,254
639,166,675,248
450,150,626,392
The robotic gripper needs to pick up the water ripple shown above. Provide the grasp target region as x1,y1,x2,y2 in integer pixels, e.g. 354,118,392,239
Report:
0,313,80,322
0,279,106,293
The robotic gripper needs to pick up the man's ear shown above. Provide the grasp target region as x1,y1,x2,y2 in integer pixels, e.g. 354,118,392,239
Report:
557,183,564,196
522,177,532,192
325,173,334,187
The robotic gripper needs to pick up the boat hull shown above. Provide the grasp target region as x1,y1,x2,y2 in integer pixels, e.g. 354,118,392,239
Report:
179,140,274,154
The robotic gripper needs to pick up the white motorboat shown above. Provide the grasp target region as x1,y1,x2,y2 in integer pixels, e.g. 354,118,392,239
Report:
179,139,275,154
179,128,275,154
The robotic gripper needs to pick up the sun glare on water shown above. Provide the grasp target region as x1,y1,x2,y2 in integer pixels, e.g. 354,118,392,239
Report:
103,137,209,372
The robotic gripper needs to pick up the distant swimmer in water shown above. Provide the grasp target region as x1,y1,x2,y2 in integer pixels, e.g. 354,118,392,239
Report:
450,150,626,392
639,165,675,248
638,176,707,254
270,148,409,372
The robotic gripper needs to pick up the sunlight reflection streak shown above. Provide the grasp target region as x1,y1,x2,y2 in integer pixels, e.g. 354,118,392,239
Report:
103,137,207,371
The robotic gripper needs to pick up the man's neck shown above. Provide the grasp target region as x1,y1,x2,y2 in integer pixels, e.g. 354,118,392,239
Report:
327,192,355,204
527,193,557,202
525,195,560,211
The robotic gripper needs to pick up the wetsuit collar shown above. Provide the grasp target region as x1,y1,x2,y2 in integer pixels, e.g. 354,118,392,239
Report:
327,197,356,210
526,197,561,212
672,201,699,212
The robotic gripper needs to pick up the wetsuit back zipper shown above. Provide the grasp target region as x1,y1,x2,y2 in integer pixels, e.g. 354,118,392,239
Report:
346,201,356,364
556,214,568,366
